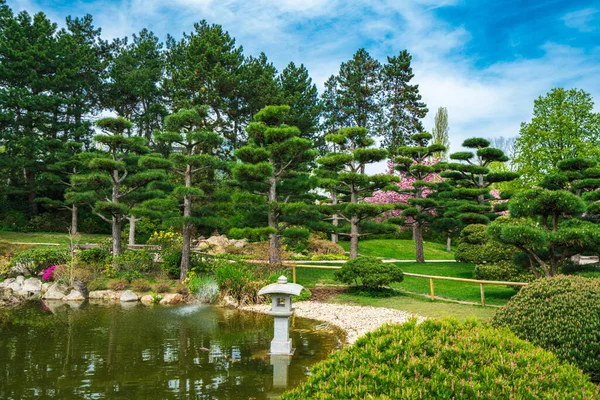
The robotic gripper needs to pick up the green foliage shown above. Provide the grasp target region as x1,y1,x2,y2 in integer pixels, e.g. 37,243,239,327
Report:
107,279,128,291
474,261,534,283
228,227,275,242
153,281,171,293
214,261,262,306
334,256,403,289
131,278,151,292
492,276,600,381
10,247,69,276
113,250,155,275
455,224,515,264
76,248,110,271
86,278,108,291
295,288,312,301
283,318,599,399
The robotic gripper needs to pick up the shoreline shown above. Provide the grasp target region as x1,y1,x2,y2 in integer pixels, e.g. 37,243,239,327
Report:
241,301,424,344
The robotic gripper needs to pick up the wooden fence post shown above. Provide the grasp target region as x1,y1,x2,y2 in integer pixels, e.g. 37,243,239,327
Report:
480,283,485,307
292,265,297,284
429,278,435,301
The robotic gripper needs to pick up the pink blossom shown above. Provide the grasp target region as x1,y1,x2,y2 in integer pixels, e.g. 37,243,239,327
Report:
41,265,56,281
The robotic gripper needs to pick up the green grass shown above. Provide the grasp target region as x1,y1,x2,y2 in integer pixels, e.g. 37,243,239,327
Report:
331,292,498,321
338,239,454,260
0,231,108,245
295,261,517,307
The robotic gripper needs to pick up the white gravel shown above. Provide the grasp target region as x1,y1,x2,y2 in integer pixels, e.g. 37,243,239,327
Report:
241,301,424,344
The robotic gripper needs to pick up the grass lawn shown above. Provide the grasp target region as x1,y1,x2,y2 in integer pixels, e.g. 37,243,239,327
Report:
338,239,454,260
0,231,108,245
331,292,498,321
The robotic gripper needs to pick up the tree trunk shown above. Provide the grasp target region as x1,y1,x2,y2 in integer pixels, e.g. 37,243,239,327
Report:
478,173,485,206
70,205,78,235
180,165,193,281
128,217,138,246
25,168,38,216
446,235,451,252
349,217,359,259
267,176,281,268
331,193,339,244
111,217,122,257
415,223,424,263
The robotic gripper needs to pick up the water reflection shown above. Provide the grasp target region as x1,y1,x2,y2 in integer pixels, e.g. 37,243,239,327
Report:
0,302,343,399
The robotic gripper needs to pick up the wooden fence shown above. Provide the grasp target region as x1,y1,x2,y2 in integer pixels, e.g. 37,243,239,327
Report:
290,264,528,307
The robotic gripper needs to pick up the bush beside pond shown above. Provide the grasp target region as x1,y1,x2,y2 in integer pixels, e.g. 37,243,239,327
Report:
492,275,600,382
282,318,600,399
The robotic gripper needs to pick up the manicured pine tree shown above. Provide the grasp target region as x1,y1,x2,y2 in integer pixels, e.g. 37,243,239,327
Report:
442,138,519,225
232,105,316,267
74,117,165,256
317,127,397,258
155,107,224,280
394,132,446,263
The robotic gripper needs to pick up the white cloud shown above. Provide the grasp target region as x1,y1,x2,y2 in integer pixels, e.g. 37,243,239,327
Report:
562,8,599,32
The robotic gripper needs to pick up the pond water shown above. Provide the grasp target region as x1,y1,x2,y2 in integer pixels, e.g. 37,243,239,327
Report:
0,302,343,399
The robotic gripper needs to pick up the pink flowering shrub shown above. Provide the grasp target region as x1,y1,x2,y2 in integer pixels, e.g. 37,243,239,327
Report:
41,265,57,281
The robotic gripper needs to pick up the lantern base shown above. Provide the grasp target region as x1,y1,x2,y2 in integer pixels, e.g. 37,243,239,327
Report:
269,339,294,355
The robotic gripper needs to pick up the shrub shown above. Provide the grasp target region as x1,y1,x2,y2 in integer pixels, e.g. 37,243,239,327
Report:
147,231,182,278
334,256,403,289
10,247,69,276
131,279,151,292
77,248,110,270
175,282,189,296
214,261,261,305
492,276,600,382
282,319,600,399
107,279,128,291
295,288,312,301
455,224,515,264
153,281,171,293
184,273,219,302
474,260,534,283
87,278,108,291
307,235,345,255
113,250,155,274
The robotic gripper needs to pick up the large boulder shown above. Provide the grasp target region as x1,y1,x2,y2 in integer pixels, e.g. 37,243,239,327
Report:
21,277,42,293
159,293,184,305
120,290,139,302
8,281,22,292
140,294,155,305
0,278,15,288
43,283,69,300
63,290,85,302
73,280,88,298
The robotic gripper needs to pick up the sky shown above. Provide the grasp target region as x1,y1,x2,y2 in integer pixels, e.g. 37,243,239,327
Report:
5,0,600,156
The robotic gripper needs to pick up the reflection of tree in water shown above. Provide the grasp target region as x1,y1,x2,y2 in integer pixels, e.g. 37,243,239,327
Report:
0,303,342,399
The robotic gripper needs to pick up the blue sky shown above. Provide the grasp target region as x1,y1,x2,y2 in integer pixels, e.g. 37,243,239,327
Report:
6,0,600,154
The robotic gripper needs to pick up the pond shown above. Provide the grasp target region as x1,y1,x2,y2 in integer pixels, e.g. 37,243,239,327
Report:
0,302,343,399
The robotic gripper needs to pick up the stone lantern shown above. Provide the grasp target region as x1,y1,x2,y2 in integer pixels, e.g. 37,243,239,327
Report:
258,275,303,355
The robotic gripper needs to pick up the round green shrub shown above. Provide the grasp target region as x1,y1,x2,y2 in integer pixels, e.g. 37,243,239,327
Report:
474,260,534,283
334,256,403,289
492,275,600,382
10,246,69,276
282,319,600,399
87,278,108,291
113,250,155,274
131,278,151,292
455,224,515,264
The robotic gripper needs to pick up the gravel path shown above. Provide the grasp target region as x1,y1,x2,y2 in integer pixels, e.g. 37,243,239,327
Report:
241,301,424,344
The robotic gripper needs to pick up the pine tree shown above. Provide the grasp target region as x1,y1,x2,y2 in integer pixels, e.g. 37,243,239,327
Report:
317,127,397,258
394,132,446,263
75,117,165,256
379,50,428,156
155,107,224,280
442,138,519,226
232,105,316,267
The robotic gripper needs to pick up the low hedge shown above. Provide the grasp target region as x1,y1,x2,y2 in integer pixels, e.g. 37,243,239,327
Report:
282,319,599,399
492,275,600,382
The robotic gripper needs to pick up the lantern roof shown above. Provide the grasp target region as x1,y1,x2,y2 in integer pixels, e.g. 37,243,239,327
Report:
258,276,303,296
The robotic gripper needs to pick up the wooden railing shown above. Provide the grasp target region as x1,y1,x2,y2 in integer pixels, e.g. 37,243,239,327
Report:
290,264,528,307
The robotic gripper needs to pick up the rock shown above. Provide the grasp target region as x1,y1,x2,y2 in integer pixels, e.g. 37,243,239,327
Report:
140,294,155,305
43,283,69,300
120,290,139,302
196,242,210,250
73,280,88,298
7,281,21,292
159,293,183,305
88,290,121,301
222,295,238,308
15,276,25,284
0,278,15,288
10,263,31,277
22,277,42,293
63,290,85,302
0,287,13,300
41,283,50,294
